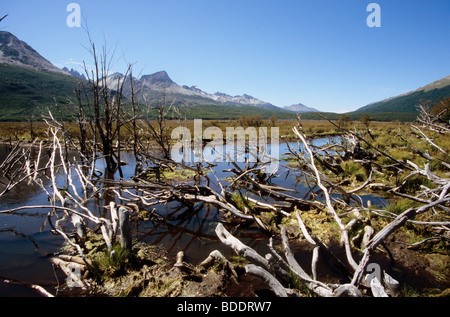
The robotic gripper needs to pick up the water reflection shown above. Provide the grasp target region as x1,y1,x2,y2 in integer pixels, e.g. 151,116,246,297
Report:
0,137,388,296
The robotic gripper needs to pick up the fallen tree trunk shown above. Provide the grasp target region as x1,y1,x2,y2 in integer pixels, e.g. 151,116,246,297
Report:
245,264,294,297
1,276,54,297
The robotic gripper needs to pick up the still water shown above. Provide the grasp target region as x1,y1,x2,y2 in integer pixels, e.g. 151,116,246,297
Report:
0,138,387,296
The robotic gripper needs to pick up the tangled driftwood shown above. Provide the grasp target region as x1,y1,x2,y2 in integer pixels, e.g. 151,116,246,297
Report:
0,105,448,297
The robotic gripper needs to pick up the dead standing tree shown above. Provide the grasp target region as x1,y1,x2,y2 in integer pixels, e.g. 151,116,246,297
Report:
79,38,132,175
139,93,175,162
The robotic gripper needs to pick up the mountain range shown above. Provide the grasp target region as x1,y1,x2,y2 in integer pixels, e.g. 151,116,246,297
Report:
103,70,306,111
0,30,449,122
0,31,317,113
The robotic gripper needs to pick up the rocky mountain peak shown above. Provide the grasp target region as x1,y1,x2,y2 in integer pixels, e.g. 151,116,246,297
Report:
284,103,319,113
62,67,86,80
140,70,174,88
0,31,67,75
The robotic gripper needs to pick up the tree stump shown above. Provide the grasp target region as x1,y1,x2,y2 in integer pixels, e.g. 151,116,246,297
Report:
119,207,132,250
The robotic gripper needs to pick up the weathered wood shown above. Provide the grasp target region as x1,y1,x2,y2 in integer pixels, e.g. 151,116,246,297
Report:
407,160,449,186
370,277,389,297
361,226,374,249
219,219,336,297
332,284,362,297
293,126,358,271
58,254,90,267
174,250,185,267
47,212,91,267
0,276,54,297
199,250,225,269
280,226,312,281
110,201,119,242
247,196,291,217
411,125,446,154
50,257,86,289
215,223,270,270
199,250,238,278
383,272,399,296
311,246,320,281
245,264,292,297
119,206,132,250
71,213,86,241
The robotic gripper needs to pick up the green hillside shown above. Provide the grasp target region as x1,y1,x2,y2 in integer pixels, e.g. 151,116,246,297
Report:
179,104,295,120
0,63,298,122
0,63,82,121
353,81,450,115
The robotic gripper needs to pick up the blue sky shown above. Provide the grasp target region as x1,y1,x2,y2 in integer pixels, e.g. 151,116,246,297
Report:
2,0,450,112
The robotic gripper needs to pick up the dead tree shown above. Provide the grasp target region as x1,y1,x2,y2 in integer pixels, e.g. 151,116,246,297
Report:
139,95,175,162
0,14,8,23
80,37,132,174
416,101,450,134
211,116,449,297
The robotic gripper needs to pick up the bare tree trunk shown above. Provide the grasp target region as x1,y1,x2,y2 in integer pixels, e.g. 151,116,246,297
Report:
119,206,132,250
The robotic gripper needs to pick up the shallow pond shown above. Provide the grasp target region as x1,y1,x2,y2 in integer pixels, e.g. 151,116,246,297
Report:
0,138,388,296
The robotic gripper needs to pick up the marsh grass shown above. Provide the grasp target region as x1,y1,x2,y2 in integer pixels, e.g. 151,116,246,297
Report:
92,244,136,279
340,161,368,182
296,208,341,244
385,198,420,215
152,166,197,181
0,119,371,143
230,191,257,214
396,174,437,194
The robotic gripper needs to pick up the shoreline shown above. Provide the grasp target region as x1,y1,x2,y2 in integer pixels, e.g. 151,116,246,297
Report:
0,131,344,147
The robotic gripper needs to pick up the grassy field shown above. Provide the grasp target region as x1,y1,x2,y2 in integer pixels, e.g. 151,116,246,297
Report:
0,118,412,143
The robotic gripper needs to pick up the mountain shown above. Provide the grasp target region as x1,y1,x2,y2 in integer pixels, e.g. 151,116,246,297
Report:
0,31,317,121
210,92,279,109
191,89,279,109
284,103,319,113
418,75,450,92
0,63,84,121
0,31,315,119
62,67,86,80
140,71,175,89
353,75,450,120
0,31,68,75
107,70,281,109
0,32,85,120
0,30,291,120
